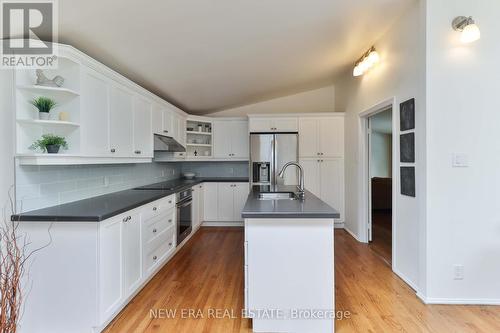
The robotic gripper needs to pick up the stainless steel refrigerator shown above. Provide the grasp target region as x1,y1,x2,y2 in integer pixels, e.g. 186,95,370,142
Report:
250,133,299,187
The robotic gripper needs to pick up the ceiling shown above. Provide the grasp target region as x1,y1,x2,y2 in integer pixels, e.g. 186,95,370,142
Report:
55,0,412,114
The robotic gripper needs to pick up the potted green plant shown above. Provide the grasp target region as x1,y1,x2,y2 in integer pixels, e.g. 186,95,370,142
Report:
30,96,57,120
29,134,68,154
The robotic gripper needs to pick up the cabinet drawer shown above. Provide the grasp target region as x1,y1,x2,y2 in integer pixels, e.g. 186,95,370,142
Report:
142,209,175,244
144,227,176,273
142,195,175,221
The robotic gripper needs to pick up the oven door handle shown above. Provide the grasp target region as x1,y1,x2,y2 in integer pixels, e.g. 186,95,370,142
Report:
177,199,192,208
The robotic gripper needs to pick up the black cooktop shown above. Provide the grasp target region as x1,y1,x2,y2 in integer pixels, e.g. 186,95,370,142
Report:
133,178,198,191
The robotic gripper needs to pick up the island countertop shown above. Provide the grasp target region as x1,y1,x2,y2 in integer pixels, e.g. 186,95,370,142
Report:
241,185,340,219
12,177,248,222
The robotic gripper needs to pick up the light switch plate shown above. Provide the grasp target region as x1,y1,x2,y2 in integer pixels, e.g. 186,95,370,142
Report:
453,264,464,280
452,153,468,167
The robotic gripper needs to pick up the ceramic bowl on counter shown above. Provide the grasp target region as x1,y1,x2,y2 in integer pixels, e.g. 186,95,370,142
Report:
183,172,196,179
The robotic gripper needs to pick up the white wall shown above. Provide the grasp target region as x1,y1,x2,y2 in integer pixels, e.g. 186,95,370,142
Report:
335,0,425,289
371,131,392,178
208,85,335,116
423,0,500,303
0,70,15,218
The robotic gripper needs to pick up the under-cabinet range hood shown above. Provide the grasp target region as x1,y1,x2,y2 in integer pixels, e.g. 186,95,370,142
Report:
153,134,186,152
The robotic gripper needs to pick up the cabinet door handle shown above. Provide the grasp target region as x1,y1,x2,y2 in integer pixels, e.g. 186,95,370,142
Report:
317,160,321,163
320,153,324,156
168,242,172,246
153,228,157,233
153,255,158,261
135,150,142,154
168,219,172,223
111,148,116,153
153,207,157,211
123,217,128,222
168,200,172,204
163,130,169,133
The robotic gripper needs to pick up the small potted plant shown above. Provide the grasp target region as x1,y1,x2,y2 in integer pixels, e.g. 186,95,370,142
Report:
29,134,68,154
30,96,57,120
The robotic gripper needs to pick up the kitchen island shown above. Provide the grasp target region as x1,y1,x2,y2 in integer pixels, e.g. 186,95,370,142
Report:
242,185,339,333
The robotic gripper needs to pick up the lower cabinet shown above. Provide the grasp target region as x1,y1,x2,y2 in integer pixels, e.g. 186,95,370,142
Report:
300,158,345,222
203,182,249,223
98,195,176,326
192,183,204,229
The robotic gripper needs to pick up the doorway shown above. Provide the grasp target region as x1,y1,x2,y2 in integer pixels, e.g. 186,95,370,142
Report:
367,108,393,265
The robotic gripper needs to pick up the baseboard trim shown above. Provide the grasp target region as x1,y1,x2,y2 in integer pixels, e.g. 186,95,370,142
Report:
417,295,500,305
343,226,363,242
392,267,419,293
202,221,244,227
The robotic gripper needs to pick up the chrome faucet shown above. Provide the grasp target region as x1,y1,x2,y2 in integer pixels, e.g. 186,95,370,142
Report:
278,162,305,200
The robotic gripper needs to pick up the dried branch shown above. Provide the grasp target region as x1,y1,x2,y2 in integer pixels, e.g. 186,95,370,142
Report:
0,187,53,333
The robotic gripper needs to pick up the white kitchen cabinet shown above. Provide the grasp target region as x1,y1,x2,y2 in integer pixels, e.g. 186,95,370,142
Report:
192,183,204,229
320,159,344,220
249,117,298,132
299,158,320,197
232,121,249,158
133,96,153,157
98,216,123,322
213,120,249,159
299,116,344,158
80,68,110,156
233,183,249,221
122,212,142,296
213,121,231,158
163,108,174,136
217,183,249,222
109,86,134,157
300,158,344,221
217,183,235,221
298,118,319,157
152,104,163,136
319,117,344,157
203,182,218,221
203,182,249,222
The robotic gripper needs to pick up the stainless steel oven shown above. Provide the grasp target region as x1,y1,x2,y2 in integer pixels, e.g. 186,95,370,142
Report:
176,189,192,246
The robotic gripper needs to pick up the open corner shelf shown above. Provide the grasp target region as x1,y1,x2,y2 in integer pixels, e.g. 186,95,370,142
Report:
17,119,80,127
17,85,80,97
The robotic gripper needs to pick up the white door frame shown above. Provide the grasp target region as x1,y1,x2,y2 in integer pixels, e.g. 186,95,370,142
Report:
359,97,397,269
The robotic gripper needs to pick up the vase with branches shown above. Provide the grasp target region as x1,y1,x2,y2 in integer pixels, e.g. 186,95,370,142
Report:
1,188,52,332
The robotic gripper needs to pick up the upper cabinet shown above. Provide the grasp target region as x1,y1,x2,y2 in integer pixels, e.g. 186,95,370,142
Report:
81,68,109,156
299,116,344,158
248,117,298,132
133,96,152,157
213,119,249,159
14,43,189,165
109,86,134,157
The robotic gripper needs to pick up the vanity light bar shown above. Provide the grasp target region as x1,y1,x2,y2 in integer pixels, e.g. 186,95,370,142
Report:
353,46,380,77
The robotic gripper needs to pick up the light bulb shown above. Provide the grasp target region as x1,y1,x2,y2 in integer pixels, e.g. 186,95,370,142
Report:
367,50,380,65
353,65,363,77
461,23,481,43
358,60,369,73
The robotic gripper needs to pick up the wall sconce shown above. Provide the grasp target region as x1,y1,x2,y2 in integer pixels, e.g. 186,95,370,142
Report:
353,47,379,77
452,16,481,43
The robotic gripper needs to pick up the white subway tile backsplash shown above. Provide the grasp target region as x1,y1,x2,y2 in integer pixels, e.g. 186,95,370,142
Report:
15,161,248,213
15,162,181,213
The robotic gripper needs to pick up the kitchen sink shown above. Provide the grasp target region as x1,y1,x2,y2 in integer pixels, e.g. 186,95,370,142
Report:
258,192,298,200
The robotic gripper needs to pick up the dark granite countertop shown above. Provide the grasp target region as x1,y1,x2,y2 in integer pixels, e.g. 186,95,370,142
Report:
241,185,340,219
12,177,248,222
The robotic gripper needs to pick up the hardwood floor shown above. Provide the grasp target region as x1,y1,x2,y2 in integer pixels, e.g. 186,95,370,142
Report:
370,210,392,265
104,227,500,333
